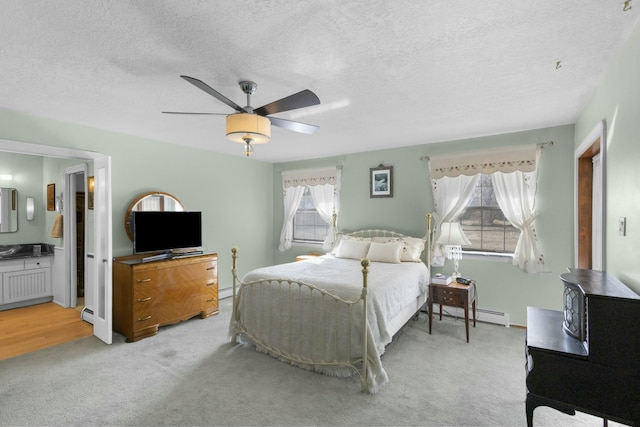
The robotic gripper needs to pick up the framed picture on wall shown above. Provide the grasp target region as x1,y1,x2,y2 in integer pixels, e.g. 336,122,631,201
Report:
47,183,55,211
370,164,393,198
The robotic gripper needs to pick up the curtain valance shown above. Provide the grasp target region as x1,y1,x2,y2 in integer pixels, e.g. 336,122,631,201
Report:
429,144,537,179
282,166,338,188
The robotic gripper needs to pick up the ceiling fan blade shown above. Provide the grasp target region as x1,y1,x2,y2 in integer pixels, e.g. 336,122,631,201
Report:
180,75,244,113
162,111,227,115
254,89,320,116
268,117,319,135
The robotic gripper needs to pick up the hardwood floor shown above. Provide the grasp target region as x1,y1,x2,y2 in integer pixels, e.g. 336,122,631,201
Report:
0,302,93,361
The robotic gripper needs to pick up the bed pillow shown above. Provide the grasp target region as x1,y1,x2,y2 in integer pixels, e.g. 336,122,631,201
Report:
372,236,426,262
366,241,403,264
331,234,371,255
334,239,371,260
400,237,426,262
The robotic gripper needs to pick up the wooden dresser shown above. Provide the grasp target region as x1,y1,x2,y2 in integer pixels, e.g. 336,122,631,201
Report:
113,252,218,342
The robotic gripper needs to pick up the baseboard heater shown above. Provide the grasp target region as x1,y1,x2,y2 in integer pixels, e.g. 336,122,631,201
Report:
442,307,510,327
81,307,94,324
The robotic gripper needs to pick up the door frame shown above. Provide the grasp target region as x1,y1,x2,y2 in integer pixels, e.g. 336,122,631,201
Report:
574,120,606,269
0,138,112,344
63,164,88,310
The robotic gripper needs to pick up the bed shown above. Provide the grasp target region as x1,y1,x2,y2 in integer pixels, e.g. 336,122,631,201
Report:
229,215,434,393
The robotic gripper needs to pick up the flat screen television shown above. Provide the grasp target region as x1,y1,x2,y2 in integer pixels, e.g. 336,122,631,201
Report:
133,211,202,255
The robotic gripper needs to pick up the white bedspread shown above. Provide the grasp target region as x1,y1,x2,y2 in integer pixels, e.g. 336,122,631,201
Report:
228,255,430,393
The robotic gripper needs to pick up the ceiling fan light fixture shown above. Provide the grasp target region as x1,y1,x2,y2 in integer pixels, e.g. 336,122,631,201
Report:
226,113,270,144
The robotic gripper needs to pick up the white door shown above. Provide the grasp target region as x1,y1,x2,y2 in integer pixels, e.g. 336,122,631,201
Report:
92,156,112,344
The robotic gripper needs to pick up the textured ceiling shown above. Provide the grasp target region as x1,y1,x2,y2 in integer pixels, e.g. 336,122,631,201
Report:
1,1,639,162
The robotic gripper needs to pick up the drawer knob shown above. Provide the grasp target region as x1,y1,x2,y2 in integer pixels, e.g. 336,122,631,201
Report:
136,278,151,283
137,315,151,322
206,297,217,303
207,266,216,271
136,297,151,302
206,281,217,287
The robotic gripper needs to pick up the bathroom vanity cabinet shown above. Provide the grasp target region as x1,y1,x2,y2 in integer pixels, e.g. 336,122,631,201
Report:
0,255,53,310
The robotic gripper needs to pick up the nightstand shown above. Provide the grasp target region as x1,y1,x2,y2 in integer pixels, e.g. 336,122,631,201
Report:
428,281,477,342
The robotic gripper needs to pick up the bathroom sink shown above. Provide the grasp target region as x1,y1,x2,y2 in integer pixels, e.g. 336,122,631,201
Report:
0,244,53,259
0,246,19,257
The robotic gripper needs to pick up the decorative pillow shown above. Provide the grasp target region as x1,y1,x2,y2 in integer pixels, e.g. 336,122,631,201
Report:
331,234,371,255
366,241,403,264
372,236,425,262
400,237,426,262
334,239,371,260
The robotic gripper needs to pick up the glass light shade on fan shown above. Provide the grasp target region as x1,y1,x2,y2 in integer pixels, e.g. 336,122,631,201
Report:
226,113,271,144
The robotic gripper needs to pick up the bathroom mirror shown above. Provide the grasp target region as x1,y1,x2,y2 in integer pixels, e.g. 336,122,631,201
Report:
125,191,184,241
0,187,18,233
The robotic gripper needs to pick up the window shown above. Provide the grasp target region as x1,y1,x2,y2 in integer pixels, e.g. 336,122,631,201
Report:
292,187,329,243
459,174,519,253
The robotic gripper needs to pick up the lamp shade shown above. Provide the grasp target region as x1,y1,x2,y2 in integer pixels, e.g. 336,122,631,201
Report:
226,113,271,144
436,222,471,246
26,196,34,221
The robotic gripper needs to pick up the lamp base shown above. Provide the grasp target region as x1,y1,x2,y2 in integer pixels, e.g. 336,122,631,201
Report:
451,259,461,280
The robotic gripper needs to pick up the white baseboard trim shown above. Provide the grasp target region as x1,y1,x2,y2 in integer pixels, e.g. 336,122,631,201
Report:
219,286,233,300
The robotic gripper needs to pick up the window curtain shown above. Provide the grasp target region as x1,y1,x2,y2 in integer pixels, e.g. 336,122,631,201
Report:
490,146,549,274
278,186,306,251
430,174,480,267
279,166,341,251
308,167,342,250
429,144,548,274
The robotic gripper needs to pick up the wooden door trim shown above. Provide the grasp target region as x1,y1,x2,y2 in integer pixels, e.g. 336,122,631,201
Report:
575,120,606,269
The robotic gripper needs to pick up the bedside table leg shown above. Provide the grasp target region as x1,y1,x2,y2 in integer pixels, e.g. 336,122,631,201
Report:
464,301,470,343
428,298,432,334
472,300,477,327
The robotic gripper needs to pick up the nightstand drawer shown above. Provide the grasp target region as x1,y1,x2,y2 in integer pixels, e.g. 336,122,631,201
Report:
431,287,466,306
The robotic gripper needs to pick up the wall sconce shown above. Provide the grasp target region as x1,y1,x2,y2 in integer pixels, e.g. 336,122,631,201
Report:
56,192,64,213
26,197,34,221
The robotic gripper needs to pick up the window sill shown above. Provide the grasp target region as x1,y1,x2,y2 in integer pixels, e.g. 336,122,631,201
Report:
291,241,324,248
462,251,514,263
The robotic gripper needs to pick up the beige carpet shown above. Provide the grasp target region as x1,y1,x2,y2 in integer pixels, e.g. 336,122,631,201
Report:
0,298,623,426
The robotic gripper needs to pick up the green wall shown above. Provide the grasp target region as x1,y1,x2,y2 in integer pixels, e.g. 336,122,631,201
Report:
274,125,575,326
575,19,640,293
0,108,274,290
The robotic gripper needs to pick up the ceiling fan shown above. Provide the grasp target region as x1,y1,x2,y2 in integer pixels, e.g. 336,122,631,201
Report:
163,76,321,156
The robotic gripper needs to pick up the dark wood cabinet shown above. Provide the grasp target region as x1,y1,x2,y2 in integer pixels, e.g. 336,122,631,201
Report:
525,269,640,426
113,253,218,342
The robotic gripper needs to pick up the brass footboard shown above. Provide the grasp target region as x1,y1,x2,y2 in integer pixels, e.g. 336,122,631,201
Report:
231,247,370,392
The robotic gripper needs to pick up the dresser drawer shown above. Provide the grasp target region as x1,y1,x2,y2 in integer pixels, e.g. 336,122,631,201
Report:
202,283,218,308
132,270,158,286
133,306,155,327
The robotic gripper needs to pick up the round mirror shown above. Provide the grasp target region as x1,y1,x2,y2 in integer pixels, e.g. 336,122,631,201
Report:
125,191,184,241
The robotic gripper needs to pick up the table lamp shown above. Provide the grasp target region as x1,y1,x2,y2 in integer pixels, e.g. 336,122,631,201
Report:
436,221,471,279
